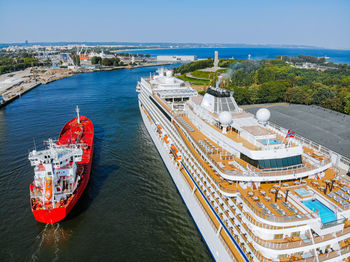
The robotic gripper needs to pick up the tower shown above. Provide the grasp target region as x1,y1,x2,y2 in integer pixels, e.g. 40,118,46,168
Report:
214,51,219,68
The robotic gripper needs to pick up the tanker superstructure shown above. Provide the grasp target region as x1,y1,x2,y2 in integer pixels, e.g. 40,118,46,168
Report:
29,107,94,224
137,68,350,261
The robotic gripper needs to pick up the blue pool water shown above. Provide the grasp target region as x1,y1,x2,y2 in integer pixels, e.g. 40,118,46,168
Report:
260,139,280,145
303,199,337,224
295,188,311,197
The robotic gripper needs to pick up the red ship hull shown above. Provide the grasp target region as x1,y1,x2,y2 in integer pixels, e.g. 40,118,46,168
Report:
31,116,94,224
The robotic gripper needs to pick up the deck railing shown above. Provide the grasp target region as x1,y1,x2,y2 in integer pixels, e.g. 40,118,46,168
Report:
238,194,307,223
268,121,350,169
177,113,331,180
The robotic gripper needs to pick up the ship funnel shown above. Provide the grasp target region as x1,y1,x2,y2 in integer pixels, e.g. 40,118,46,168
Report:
76,105,80,124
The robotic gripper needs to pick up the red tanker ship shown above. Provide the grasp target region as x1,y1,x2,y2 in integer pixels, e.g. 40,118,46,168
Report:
29,106,94,223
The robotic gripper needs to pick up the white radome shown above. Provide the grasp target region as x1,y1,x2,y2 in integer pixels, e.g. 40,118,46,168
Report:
166,70,173,77
219,111,232,125
256,108,271,122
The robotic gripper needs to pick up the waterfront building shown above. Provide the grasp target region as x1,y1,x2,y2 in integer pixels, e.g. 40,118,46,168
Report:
156,55,196,62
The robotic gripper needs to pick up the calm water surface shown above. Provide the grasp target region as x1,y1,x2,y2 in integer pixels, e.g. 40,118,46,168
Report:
0,67,212,262
127,47,350,64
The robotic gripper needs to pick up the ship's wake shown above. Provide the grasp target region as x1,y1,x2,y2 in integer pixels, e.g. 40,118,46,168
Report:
31,223,71,262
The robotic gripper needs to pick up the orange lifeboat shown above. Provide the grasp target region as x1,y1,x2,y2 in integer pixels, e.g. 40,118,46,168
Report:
170,144,181,160
156,124,162,134
164,135,170,144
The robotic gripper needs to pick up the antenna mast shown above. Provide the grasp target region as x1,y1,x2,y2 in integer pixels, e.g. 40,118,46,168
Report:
76,105,80,124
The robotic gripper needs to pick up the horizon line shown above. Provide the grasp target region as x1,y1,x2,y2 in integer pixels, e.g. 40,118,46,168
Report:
1,41,349,51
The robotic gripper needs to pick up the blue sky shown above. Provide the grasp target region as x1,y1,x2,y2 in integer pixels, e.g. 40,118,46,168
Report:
0,0,349,49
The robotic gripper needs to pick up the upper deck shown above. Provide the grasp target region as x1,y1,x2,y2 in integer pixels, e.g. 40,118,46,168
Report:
140,72,333,183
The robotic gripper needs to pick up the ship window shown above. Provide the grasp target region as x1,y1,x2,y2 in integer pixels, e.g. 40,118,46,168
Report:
241,153,302,169
291,232,300,238
150,96,171,121
48,172,52,176
274,234,283,240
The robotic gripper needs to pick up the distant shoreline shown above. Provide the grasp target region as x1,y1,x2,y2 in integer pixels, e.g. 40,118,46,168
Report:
0,62,174,109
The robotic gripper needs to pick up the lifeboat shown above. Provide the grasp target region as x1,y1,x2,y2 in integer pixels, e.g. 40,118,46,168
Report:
170,144,181,160
156,124,163,134
164,135,170,144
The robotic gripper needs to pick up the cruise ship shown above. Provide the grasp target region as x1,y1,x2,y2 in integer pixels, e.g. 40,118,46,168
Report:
136,68,350,262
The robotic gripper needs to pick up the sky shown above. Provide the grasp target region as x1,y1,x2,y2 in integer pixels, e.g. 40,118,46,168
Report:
0,0,349,49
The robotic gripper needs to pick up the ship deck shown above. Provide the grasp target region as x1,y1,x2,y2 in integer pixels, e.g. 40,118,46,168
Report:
144,88,350,261
178,113,324,179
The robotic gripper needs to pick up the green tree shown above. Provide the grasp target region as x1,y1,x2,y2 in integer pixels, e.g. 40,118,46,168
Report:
256,67,275,84
344,94,350,115
312,86,335,104
258,81,288,103
91,56,102,65
285,86,312,104
102,58,113,66
72,55,80,66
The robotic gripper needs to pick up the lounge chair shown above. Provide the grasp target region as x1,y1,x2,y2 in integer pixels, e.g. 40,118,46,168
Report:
277,209,286,215
296,213,305,218
343,202,350,208
288,207,297,213
262,208,271,214
282,202,291,207
328,192,336,198
335,196,342,202
257,202,265,208
336,190,344,197
270,203,278,209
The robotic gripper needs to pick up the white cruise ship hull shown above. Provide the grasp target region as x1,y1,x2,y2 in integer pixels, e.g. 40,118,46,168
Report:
138,101,237,262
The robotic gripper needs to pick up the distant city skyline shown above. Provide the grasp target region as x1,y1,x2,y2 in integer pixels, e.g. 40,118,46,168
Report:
0,0,349,50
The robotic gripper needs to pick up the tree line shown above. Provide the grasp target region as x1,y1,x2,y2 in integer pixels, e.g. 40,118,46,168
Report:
91,56,123,66
226,58,350,114
175,56,350,115
0,53,51,74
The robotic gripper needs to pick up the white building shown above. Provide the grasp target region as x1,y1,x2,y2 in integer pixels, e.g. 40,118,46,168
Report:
156,55,196,62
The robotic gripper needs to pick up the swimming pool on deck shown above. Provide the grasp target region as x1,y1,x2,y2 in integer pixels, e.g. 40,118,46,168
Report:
303,199,337,224
260,139,281,145
295,188,312,197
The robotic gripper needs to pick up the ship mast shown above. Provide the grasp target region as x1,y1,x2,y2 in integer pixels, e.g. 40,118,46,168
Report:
76,105,80,124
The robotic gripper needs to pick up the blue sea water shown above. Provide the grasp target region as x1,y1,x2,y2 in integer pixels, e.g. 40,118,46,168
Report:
127,47,350,64
0,45,349,261
0,67,212,262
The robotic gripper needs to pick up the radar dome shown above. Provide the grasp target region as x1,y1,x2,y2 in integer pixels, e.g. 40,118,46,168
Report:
219,111,232,125
256,108,271,122
166,70,173,77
